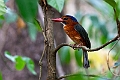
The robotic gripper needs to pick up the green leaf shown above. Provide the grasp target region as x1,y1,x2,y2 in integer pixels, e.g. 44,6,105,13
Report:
0,0,6,16
115,0,120,20
4,51,16,62
0,71,2,80
4,51,36,74
106,71,113,78
34,19,42,32
15,56,26,71
23,57,36,75
100,36,107,44
59,46,71,64
113,51,120,60
75,50,82,67
15,0,38,22
47,0,64,12
27,22,37,41
0,15,4,19
104,0,116,8
0,16,4,27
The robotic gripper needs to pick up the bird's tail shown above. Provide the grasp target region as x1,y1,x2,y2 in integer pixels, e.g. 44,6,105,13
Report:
83,50,90,68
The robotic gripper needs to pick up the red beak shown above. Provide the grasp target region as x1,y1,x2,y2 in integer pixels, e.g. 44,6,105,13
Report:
52,18,63,22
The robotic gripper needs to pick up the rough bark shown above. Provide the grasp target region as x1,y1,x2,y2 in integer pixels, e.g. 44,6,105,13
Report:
40,0,56,79
45,8,56,80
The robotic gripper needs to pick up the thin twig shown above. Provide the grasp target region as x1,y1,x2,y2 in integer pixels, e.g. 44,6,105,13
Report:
36,19,47,42
53,35,119,54
39,44,47,80
57,73,111,80
107,39,120,77
42,29,48,43
37,5,48,80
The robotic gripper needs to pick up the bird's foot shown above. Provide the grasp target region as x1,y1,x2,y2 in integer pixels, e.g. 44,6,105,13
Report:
70,44,80,50
76,44,82,50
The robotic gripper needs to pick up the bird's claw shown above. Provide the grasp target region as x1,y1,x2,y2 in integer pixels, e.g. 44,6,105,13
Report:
70,44,80,50
70,44,76,50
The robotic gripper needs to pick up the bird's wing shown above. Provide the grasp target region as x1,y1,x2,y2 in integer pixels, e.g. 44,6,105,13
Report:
74,24,91,48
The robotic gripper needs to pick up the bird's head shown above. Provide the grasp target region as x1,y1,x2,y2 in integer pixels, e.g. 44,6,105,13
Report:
52,15,78,26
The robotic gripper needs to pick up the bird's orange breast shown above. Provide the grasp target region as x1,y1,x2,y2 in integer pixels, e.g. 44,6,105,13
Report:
63,25,85,46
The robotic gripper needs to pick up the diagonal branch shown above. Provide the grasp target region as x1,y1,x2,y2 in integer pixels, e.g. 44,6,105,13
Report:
53,35,119,54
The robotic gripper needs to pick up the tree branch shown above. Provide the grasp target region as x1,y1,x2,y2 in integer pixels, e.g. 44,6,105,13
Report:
39,0,56,80
39,44,47,80
53,35,119,54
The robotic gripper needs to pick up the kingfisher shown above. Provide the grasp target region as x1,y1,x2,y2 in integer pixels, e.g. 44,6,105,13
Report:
52,15,91,68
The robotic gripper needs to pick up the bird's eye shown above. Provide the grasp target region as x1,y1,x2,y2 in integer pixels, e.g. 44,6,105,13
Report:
63,18,68,20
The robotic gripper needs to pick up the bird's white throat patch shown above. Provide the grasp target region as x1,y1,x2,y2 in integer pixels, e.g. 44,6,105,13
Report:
61,22,66,27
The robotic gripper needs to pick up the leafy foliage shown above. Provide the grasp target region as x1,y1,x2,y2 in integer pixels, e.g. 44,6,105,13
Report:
27,19,42,41
23,57,36,75
104,0,116,8
15,56,26,70
15,0,39,41
0,0,6,16
47,0,64,12
75,50,82,67
0,0,6,27
34,19,42,32
0,71,2,80
27,22,38,41
4,51,36,75
15,0,38,22
115,0,120,19
58,46,71,64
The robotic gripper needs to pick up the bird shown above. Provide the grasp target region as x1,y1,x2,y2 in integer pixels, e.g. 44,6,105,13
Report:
52,15,91,68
